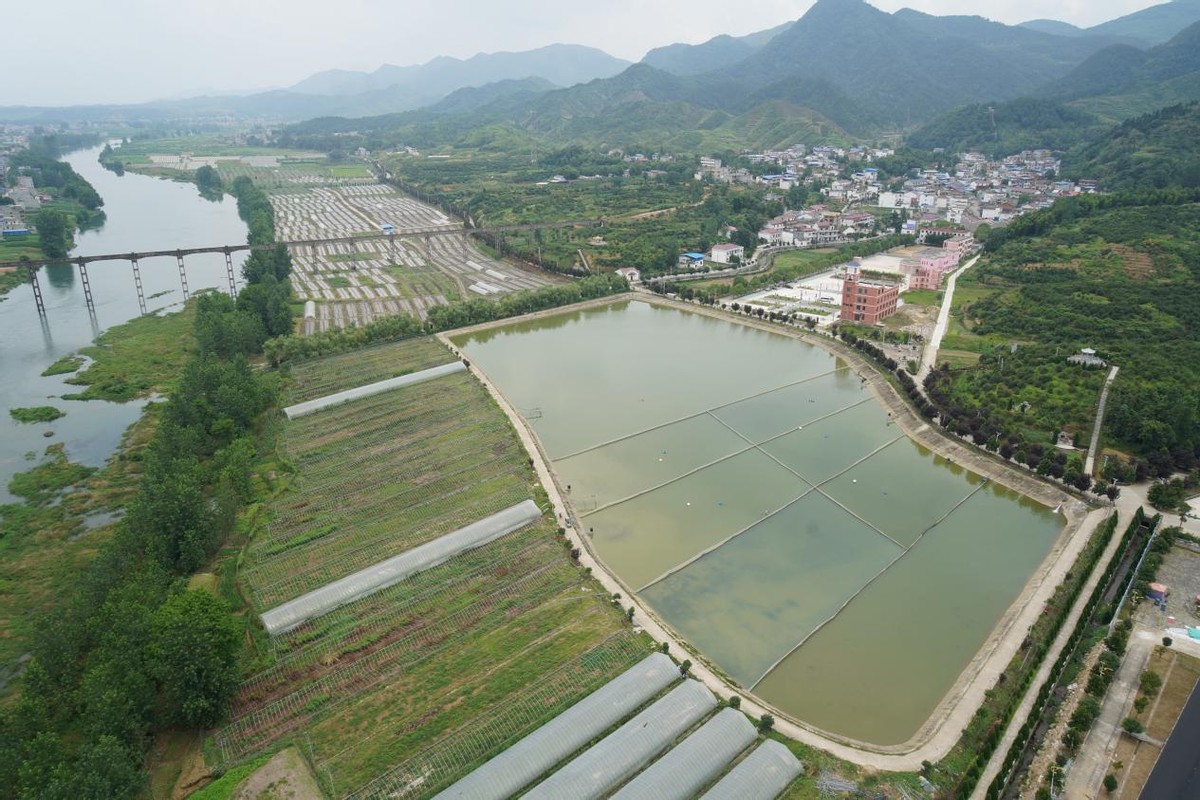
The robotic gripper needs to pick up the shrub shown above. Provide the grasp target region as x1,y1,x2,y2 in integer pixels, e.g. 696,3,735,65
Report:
1121,717,1144,734
1104,774,1118,793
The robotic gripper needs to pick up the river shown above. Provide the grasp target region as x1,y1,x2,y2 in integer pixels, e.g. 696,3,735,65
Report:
0,145,248,502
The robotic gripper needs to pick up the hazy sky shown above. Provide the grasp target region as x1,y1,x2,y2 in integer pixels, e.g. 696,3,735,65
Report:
11,0,1166,106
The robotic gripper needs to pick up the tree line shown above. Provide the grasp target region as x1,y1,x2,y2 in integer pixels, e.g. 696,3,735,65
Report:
0,301,281,797
0,172,298,797
263,272,629,365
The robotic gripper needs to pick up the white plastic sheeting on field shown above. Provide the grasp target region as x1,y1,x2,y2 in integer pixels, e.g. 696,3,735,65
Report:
282,360,465,419
523,680,717,800
433,653,679,800
610,707,756,800
260,499,541,635
699,739,803,800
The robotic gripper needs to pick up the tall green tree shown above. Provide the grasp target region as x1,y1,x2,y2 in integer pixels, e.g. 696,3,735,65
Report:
149,591,240,729
34,208,72,259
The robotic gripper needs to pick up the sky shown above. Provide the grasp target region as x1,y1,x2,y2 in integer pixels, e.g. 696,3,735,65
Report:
8,0,1168,106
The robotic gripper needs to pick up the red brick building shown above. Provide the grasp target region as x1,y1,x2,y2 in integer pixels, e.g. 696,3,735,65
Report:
840,269,899,325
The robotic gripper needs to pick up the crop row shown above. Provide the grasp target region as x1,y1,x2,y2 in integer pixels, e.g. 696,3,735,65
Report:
250,448,518,561
244,467,532,607
217,563,576,761
286,337,455,404
276,414,515,512
236,534,562,707
345,631,651,799
283,375,481,456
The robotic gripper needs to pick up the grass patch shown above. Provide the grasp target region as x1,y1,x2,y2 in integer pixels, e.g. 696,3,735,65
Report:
9,405,65,424
902,288,942,307
188,753,272,800
41,355,85,376
325,275,351,289
66,303,196,401
7,444,95,505
326,252,379,263
937,349,982,369
769,248,838,277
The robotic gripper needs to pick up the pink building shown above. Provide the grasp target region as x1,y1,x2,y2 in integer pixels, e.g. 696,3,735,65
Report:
841,268,898,324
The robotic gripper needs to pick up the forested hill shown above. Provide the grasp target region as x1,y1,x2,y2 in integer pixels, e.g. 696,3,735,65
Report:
905,98,1106,157
1038,20,1200,115
1066,102,1200,188
936,191,1200,475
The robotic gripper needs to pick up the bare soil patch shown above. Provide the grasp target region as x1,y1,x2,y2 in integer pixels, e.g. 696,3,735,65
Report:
230,746,323,800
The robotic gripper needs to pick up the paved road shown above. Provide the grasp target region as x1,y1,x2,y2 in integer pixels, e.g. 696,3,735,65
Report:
918,255,980,387
1085,366,1120,475
1062,630,1156,798
1139,679,1200,799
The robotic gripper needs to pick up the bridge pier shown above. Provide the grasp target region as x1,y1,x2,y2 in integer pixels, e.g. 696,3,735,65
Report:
224,250,238,297
130,256,147,315
26,265,45,317
77,259,95,315
176,253,190,300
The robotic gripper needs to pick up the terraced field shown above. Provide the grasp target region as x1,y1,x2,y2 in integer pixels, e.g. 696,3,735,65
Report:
272,185,558,328
221,337,641,796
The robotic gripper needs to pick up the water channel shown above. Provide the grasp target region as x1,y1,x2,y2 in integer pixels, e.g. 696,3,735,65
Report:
454,299,1064,745
0,145,248,502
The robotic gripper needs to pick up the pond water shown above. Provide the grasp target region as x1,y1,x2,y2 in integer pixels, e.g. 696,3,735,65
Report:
454,299,1063,744
0,145,247,502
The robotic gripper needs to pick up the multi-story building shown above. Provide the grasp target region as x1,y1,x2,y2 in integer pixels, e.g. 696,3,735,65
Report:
840,266,898,325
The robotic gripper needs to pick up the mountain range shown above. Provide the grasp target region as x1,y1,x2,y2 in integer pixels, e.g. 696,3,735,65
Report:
1021,0,1200,45
6,0,1200,152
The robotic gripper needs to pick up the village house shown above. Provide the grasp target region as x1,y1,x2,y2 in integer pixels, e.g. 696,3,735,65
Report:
709,243,744,264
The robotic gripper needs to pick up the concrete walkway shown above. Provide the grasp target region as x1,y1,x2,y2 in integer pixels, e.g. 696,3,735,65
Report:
1085,366,1120,475
971,483,1147,799
918,254,980,387
1062,630,1157,799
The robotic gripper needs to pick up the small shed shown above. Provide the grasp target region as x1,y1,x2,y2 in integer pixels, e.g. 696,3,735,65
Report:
1147,582,1169,602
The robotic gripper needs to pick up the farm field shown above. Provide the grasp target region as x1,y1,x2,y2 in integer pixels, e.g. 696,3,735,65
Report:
221,336,641,797
220,160,559,330
283,336,453,404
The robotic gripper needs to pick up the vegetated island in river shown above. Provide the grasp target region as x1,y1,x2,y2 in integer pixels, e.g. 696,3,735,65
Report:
9,405,66,424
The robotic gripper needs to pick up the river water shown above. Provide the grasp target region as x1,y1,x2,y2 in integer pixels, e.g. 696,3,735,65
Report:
0,145,248,502
454,299,1063,744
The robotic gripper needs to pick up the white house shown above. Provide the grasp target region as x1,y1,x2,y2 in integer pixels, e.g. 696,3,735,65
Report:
709,243,745,264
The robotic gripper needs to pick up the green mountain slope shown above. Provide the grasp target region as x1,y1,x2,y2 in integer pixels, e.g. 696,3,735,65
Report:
640,22,793,76
906,98,1105,157
1065,101,1200,188
1040,22,1200,120
1087,0,1200,44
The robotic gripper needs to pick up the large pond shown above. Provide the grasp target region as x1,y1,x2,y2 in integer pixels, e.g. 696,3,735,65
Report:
454,299,1063,745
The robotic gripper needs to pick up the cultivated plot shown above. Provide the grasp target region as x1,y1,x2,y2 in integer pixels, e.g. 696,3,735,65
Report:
263,180,557,329
223,337,638,795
